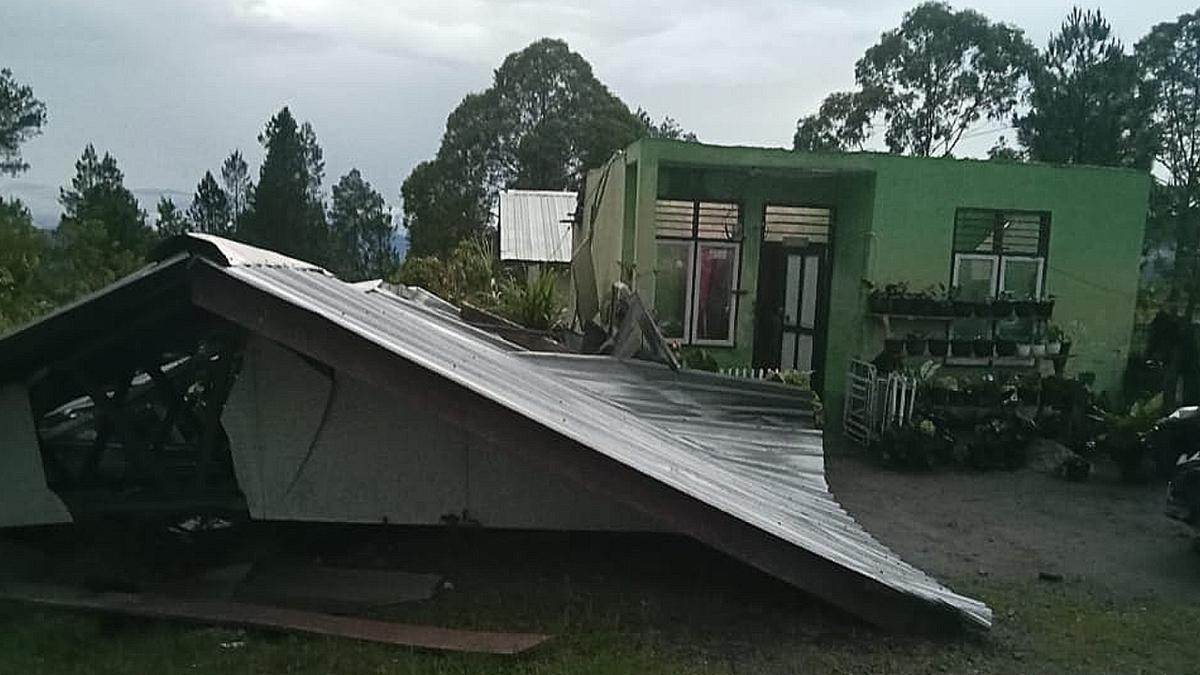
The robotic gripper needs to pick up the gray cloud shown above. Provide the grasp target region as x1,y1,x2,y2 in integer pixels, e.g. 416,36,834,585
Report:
0,0,1193,227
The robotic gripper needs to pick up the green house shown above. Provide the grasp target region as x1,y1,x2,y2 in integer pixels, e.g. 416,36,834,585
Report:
578,139,1151,423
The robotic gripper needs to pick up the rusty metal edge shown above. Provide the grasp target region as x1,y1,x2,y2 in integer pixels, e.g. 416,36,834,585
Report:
0,582,550,655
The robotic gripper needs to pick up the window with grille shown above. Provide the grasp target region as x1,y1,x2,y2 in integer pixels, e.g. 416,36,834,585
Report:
951,209,1049,300
653,200,741,346
763,205,832,244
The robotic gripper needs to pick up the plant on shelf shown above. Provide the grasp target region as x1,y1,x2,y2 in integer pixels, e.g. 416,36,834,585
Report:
1016,341,1033,358
928,332,949,356
1035,294,1055,319
883,334,905,355
951,333,974,357
949,285,974,318
905,331,926,356
1013,291,1038,318
867,281,916,314
973,332,994,358
990,291,1014,318
1046,323,1065,355
995,335,1018,357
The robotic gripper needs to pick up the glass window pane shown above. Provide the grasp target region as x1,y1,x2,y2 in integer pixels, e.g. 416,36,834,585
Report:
800,254,819,329
694,244,738,342
654,241,692,339
955,256,997,301
783,254,802,325
1002,257,1041,300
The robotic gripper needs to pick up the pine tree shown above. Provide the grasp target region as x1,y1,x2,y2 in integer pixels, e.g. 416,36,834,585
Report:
221,150,253,225
244,107,329,263
189,171,231,235
328,169,398,281
58,144,151,252
156,197,190,237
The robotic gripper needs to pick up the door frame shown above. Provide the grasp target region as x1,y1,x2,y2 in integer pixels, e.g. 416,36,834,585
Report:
752,241,832,389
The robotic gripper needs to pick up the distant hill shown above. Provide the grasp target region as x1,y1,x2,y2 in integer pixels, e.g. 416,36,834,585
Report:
1,180,190,229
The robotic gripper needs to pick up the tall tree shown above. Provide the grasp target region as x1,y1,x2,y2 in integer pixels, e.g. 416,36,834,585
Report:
402,39,644,256
189,171,231,235
793,90,879,152
1138,11,1200,313
243,107,329,263
795,2,1034,157
328,169,398,281
220,150,253,225
0,67,47,176
156,197,189,238
0,198,48,330
58,144,151,252
635,109,699,142
1015,8,1146,167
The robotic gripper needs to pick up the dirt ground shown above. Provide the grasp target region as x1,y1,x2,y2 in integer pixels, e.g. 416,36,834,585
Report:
828,450,1200,600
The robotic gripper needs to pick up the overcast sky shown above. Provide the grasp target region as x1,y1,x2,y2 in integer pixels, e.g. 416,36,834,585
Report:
1,0,1193,227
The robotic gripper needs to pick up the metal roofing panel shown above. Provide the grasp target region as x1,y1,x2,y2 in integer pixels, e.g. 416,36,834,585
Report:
211,259,991,629
0,234,992,629
498,190,577,263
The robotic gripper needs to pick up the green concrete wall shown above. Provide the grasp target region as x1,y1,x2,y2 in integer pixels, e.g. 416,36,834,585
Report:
864,155,1150,396
583,139,1150,424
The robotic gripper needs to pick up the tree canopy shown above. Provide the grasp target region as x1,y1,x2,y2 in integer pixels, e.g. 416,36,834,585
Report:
0,68,46,176
243,107,330,263
328,169,398,281
402,38,647,257
794,2,1034,157
1016,9,1147,167
189,171,232,236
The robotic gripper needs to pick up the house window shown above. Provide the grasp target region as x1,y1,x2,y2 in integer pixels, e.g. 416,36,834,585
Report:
653,200,741,346
951,209,1049,299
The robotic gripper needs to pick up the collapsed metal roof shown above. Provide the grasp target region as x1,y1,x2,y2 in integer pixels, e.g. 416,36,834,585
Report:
0,234,990,631
498,189,577,263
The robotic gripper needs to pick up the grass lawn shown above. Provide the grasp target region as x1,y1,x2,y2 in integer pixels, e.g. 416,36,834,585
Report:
2,540,1198,674
3,453,1199,675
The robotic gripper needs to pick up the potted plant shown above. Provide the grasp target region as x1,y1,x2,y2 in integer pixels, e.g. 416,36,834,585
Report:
868,288,888,313
995,337,1017,357
928,333,950,356
1016,342,1033,358
883,335,905,355
887,282,914,314
1013,293,1037,318
973,333,994,358
951,335,974,357
949,286,974,317
905,332,926,356
990,291,1014,318
928,284,952,317
1046,324,1064,356
1035,295,1055,319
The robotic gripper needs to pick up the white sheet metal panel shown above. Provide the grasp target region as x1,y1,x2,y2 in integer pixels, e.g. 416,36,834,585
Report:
223,336,660,530
195,238,989,628
499,190,577,263
0,385,72,526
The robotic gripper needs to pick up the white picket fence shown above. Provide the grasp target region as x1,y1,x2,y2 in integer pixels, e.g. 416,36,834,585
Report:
720,367,806,381
842,358,918,446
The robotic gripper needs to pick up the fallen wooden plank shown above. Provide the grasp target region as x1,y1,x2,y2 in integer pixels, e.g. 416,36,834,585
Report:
0,583,549,655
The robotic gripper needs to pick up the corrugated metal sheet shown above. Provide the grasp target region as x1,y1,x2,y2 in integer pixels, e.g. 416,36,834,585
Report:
195,239,990,629
498,190,577,263
0,234,992,629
